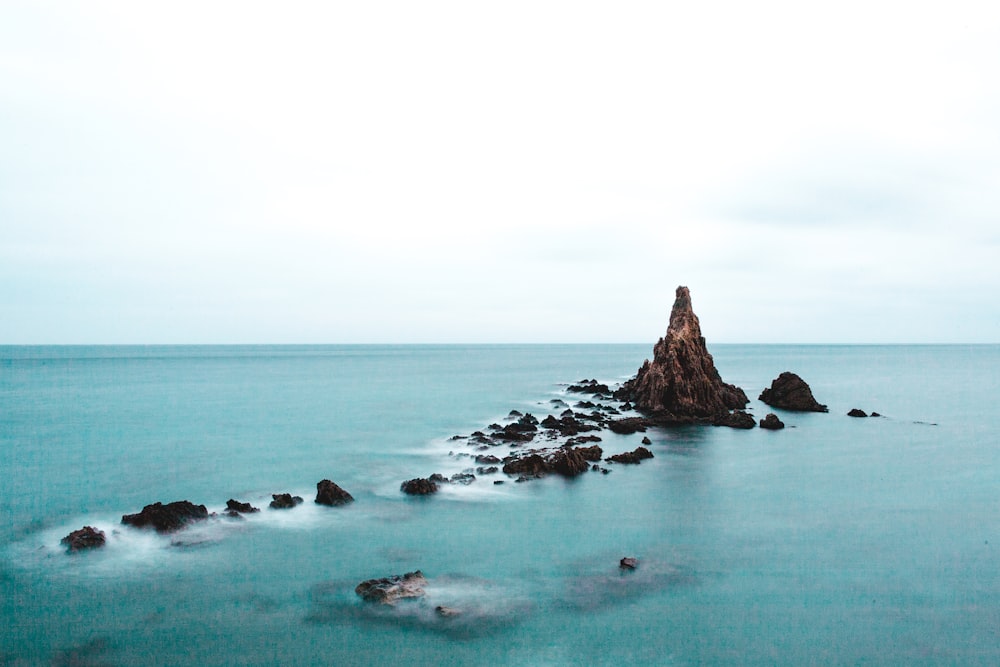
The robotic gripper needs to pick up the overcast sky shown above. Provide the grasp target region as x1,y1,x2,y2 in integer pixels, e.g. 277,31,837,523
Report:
2,1,998,344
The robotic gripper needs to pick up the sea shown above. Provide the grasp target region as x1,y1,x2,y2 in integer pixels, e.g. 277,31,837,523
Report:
1,344,998,666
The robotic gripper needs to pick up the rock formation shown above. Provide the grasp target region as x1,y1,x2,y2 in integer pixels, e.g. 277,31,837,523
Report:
355,571,427,604
847,408,868,418
606,446,654,464
62,526,106,551
269,493,304,509
759,372,828,412
315,479,354,506
226,499,259,514
759,413,785,430
401,478,438,495
618,286,748,424
121,501,208,533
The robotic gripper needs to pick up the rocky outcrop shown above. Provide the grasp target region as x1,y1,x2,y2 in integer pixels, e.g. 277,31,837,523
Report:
315,479,354,506
62,526,106,551
759,413,785,430
269,493,304,509
121,501,209,533
847,408,868,418
501,454,550,478
401,478,438,495
759,372,828,412
606,446,654,464
226,499,259,514
714,411,756,429
355,571,427,604
549,447,591,477
617,287,748,424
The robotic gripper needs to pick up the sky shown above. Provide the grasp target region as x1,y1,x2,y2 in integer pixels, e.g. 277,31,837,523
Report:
2,1,998,344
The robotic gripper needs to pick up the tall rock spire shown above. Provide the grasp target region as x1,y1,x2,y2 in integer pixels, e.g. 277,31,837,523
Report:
622,286,748,421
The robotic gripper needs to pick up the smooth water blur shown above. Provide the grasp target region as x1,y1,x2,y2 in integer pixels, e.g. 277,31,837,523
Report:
1,345,998,665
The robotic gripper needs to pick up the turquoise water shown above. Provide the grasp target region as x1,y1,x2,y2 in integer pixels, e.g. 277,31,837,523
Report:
2,344,998,665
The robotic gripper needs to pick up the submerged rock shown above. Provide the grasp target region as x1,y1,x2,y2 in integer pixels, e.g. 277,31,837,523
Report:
401,478,439,495
269,493,304,509
759,413,785,430
355,571,427,604
225,499,260,517
713,411,756,429
315,479,354,506
759,372,828,412
61,526,106,552
121,501,209,533
617,286,749,423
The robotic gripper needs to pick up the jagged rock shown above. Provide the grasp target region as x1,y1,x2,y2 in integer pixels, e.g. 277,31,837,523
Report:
315,479,354,506
401,478,439,495
226,499,260,514
617,286,748,423
573,445,604,461
714,411,756,429
61,526,106,551
567,379,611,395
475,454,501,465
507,410,523,418
502,454,550,478
641,436,652,445
428,473,449,483
121,500,209,533
549,448,591,477
759,413,785,430
606,447,654,464
759,372,828,412
620,557,638,570
607,417,652,434
847,408,868,418
269,493,304,509
355,571,427,604
566,435,602,446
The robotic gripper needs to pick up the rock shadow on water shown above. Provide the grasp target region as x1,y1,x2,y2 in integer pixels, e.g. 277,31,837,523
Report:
549,559,696,612
305,574,533,639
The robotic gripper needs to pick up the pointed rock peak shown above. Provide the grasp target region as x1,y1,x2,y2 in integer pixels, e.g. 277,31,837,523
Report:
620,286,748,422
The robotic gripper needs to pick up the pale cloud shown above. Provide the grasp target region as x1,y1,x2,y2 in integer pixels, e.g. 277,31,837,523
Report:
2,1,999,342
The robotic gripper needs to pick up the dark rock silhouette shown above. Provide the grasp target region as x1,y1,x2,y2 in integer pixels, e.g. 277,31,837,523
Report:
759,372,828,412
759,413,785,430
617,286,748,424
620,557,638,570
225,499,260,516
714,411,756,429
315,479,354,506
62,526,106,551
549,447,591,477
121,500,208,533
355,571,427,604
606,446,654,464
502,454,550,478
401,478,439,495
269,493,304,509
847,408,868,418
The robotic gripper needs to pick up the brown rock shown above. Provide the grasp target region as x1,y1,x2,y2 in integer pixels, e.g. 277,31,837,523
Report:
61,526,106,551
606,446,654,464
121,501,209,533
759,413,785,430
759,372,828,412
315,479,354,506
619,287,748,422
400,478,439,495
355,571,427,604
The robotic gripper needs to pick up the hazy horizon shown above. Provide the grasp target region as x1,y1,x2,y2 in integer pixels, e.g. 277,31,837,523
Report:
3,2,999,345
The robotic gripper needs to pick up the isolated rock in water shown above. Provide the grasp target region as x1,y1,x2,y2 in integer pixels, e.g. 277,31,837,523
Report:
847,408,868,418
226,499,260,514
315,479,354,506
759,413,785,430
620,557,639,570
641,436,652,445
355,571,427,604
401,478,438,495
759,372,828,412
121,501,209,533
606,446,654,464
618,286,749,422
714,411,756,429
269,493,304,509
62,526,106,551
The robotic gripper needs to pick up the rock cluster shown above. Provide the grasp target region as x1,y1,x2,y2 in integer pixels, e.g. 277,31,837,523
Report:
759,372,828,412
121,501,208,533
616,287,749,424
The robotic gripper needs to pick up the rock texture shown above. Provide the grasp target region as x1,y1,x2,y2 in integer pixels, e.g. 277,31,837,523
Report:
618,286,748,424
62,526,106,551
121,501,208,533
315,479,354,506
759,413,785,430
759,372,828,412
269,493,304,509
355,571,427,604
401,478,438,495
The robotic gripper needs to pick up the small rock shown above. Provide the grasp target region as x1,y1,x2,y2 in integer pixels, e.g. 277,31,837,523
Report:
269,493,304,509
122,501,209,532
226,499,259,514
401,478,438,495
355,571,427,604
847,408,868,418
606,447,654,464
759,413,785,430
61,526,106,552
435,605,461,617
620,557,638,570
315,479,354,506
759,372,828,412
641,436,652,445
